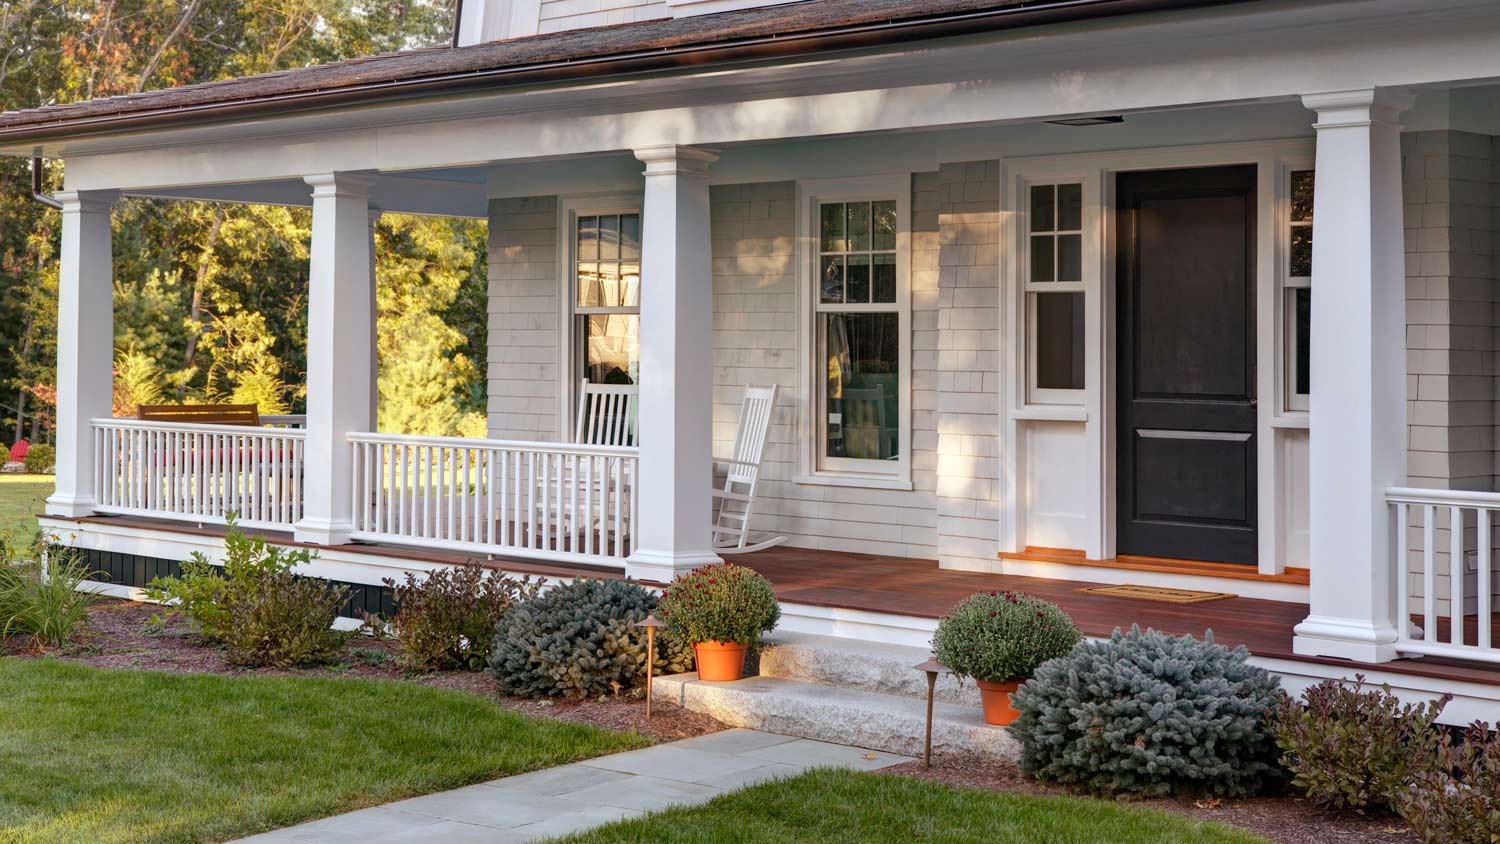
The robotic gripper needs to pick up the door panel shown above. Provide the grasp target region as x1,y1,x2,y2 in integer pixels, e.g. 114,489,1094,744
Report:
1116,166,1257,564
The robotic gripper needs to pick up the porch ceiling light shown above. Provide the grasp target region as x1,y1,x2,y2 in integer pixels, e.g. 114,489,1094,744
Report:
1045,115,1125,127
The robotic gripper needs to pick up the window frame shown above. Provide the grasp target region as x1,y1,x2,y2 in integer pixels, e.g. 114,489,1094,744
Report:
1023,180,1088,405
795,175,913,490
1281,165,1314,413
559,195,644,429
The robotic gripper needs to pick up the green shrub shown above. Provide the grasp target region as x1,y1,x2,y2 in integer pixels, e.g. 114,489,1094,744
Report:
1399,722,1499,842
1010,625,1283,797
488,578,692,699
658,563,779,646
383,562,541,671
23,444,54,475
0,546,97,648
1274,677,1448,814
931,591,1080,683
146,522,349,668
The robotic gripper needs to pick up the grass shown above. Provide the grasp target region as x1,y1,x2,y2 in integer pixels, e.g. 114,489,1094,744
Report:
0,474,50,550
548,768,1269,844
0,659,648,844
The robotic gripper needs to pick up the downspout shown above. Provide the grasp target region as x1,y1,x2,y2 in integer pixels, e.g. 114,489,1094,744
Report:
30,157,61,210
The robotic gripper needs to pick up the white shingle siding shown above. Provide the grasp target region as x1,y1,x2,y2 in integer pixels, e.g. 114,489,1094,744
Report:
538,0,668,33
1400,130,1500,615
487,196,561,442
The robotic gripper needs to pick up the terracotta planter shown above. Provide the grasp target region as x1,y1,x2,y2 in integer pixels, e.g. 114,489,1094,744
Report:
693,640,750,681
975,678,1022,726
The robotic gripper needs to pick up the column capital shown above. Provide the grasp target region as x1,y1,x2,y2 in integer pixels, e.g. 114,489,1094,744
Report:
1301,87,1415,127
304,172,377,199
54,189,120,213
633,145,718,177
368,206,385,225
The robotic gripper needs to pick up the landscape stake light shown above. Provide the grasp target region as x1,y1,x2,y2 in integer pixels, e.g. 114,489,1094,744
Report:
914,658,946,769
635,614,666,719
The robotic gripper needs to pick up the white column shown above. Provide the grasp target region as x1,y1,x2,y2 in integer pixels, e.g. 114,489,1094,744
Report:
1293,88,1413,663
294,173,376,545
625,145,722,582
46,189,120,518
368,207,382,428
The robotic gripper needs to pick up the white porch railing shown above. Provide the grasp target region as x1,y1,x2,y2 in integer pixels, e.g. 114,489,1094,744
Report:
349,433,638,566
1388,487,1499,664
92,418,306,530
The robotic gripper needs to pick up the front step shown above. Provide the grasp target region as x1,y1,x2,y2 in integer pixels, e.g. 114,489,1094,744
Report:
652,673,1017,760
758,632,981,708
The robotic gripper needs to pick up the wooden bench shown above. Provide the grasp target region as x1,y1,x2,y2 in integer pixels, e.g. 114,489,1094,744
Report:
136,404,261,427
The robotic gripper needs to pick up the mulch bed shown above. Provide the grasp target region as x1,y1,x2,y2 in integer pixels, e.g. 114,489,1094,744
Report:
4,598,725,744
883,753,1418,844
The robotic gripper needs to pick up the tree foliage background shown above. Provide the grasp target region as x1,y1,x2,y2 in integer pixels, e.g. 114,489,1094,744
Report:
0,0,490,442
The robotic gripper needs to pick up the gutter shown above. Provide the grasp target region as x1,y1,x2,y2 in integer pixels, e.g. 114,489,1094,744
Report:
0,0,1245,145
30,157,60,209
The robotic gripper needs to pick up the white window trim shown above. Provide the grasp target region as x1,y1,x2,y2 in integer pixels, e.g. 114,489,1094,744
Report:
794,174,913,490
1278,160,1315,416
556,193,643,434
1021,180,1092,407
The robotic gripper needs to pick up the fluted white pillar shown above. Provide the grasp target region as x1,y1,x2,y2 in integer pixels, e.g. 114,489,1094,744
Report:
47,189,120,518
624,145,722,582
295,173,376,544
1293,88,1413,663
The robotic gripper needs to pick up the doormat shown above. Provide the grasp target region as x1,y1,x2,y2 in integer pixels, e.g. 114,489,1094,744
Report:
1076,584,1237,604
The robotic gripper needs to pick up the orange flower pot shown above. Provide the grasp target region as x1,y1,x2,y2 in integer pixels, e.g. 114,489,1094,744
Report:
694,640,749,682
975,679,1022,726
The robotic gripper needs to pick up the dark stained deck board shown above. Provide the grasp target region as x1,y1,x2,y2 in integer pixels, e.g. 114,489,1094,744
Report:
50,514,1500,687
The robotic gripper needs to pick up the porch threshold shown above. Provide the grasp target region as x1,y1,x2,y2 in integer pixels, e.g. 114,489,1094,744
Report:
998,547,1311,586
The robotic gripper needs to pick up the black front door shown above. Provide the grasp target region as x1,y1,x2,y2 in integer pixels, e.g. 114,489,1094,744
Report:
1116,165,1257,564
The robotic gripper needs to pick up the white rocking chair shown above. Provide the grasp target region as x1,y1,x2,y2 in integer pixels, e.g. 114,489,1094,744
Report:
574,380,639,447
712,384,786,555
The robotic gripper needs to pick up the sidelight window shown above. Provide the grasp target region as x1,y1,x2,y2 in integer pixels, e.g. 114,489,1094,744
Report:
1026,182,1086,402
1284,170,1313,411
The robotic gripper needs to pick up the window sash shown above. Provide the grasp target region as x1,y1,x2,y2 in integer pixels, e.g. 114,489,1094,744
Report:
1023,180,1087,404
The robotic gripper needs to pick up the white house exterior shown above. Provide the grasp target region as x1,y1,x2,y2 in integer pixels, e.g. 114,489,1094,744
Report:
8,0,1500,719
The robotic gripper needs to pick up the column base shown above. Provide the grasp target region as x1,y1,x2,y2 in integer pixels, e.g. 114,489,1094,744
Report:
45,494,96,518
625,548,723,584
1292,614,1399,664
293,518,355,546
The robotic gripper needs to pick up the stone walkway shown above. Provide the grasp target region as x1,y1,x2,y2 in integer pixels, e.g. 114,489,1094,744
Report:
233,729,911,843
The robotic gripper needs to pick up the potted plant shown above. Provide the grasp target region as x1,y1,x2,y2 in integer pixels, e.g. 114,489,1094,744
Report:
932,591,1081,726
659,562,780,682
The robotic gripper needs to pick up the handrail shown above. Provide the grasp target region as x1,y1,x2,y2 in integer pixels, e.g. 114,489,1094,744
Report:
347,430,636,456
1386,486,1500,507
94,417,306,438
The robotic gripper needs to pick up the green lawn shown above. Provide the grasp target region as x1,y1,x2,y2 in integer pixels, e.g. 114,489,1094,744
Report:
0,659,648,844
0,474,50,549
549,768,1268,844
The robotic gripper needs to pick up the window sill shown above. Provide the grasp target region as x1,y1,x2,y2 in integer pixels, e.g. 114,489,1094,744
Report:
1011,406,1088,423
795,472,914,492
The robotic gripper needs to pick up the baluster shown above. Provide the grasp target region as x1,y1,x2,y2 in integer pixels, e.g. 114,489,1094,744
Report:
1451,505,1466,647
1423,504,1436,642
1396,502,1409,643
1480,508,1493,652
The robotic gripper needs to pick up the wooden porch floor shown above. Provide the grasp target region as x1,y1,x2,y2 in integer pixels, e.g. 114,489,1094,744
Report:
57,513,1500,688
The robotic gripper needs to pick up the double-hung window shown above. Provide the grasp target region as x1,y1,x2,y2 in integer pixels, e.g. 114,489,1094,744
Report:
572,211,642,385
1025,182,1085,403
1284,169,1313,411
801,177,911,487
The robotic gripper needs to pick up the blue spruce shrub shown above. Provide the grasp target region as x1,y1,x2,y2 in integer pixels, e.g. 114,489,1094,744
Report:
1009,625,1283,797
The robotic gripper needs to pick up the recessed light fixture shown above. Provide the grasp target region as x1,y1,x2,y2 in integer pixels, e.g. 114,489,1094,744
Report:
1046,115,1125,127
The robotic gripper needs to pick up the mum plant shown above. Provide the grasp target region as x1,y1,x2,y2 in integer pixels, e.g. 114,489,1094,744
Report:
659,563,779,681
931,591,1080,724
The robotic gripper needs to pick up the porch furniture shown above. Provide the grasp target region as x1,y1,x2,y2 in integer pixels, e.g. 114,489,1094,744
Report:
712,384,785,555
573,380,638,447
137,403,261,426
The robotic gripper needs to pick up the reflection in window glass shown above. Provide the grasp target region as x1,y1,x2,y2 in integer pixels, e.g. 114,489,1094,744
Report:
818,200,898,305
1028,182,1083,284
1295,288,1310,396
824,312,900,461
580,314,639,385
1034,292,1084,391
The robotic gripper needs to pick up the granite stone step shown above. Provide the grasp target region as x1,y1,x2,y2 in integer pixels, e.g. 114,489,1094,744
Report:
757,631,982,708
652,672,1017,760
